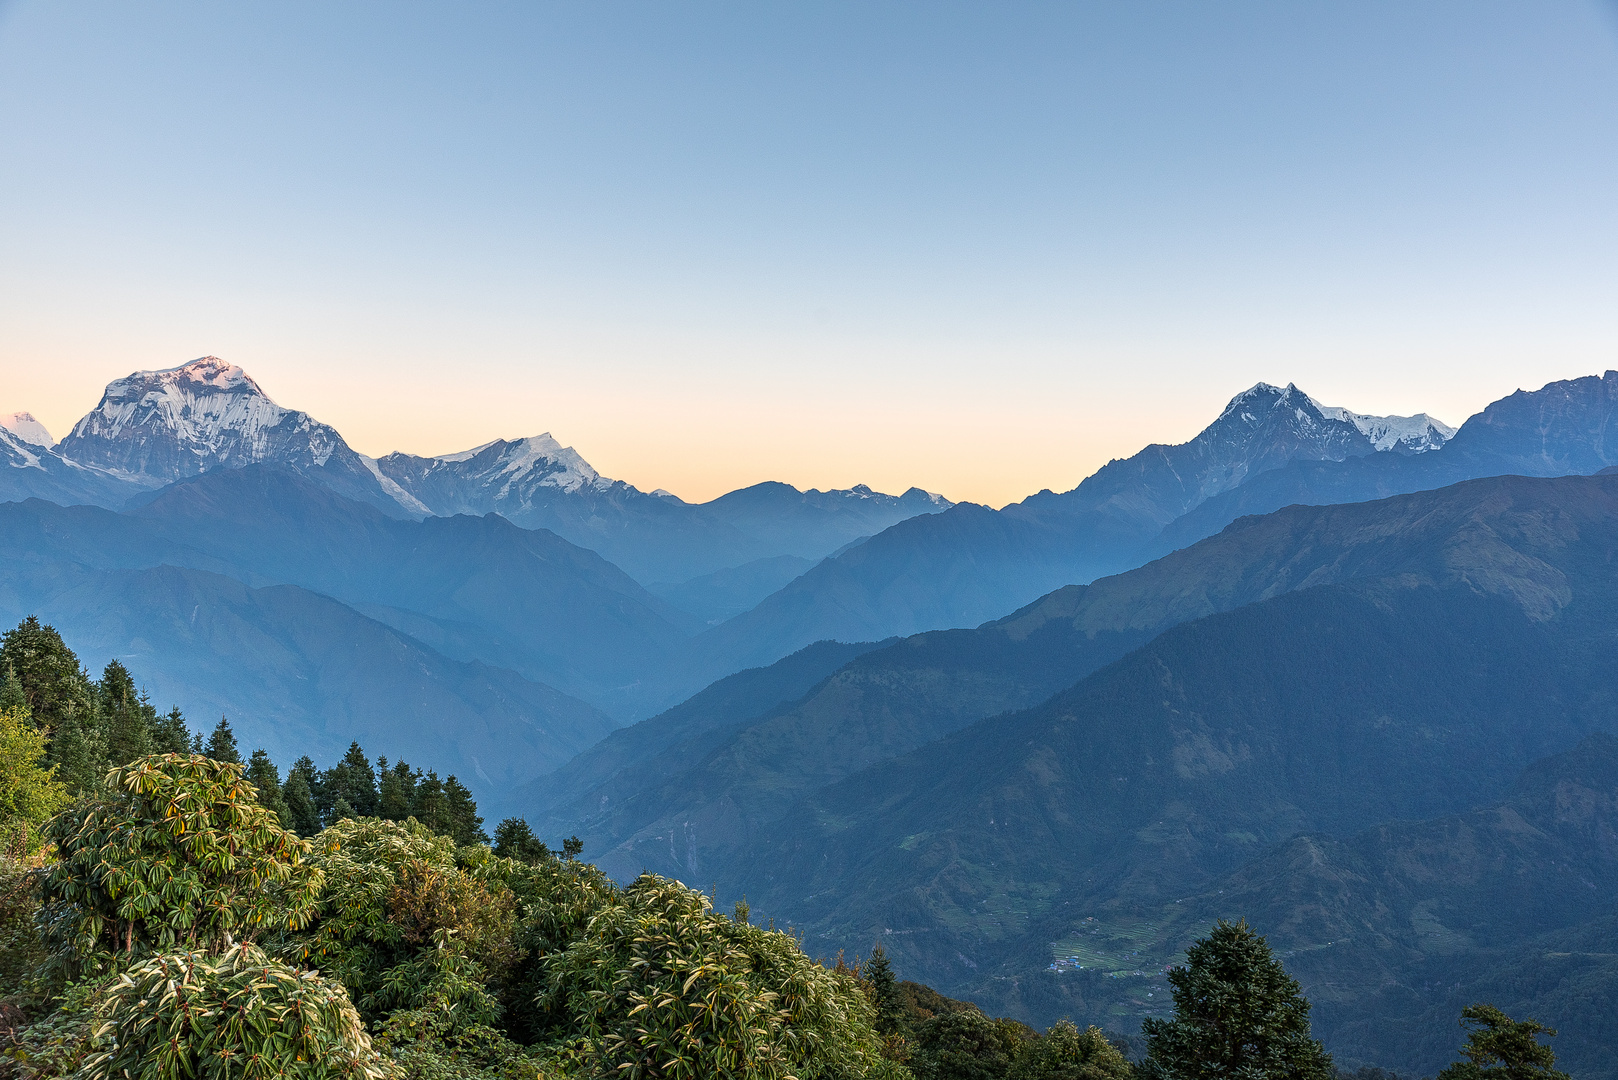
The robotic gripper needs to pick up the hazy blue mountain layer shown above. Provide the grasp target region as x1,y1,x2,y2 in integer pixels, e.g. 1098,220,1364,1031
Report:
644,554,817,624
507,638,895,828
554,471,1616,884
0,467,695,717
374,439,955,583
0,559,614,797
693,374,1614,668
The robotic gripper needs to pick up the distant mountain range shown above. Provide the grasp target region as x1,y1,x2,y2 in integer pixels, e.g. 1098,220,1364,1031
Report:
2,357,951,585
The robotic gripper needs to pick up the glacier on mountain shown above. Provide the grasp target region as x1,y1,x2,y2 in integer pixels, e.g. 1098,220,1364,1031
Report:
1,412,54,448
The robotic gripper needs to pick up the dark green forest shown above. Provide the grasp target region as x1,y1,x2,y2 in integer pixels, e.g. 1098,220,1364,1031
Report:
0,618,1579,1078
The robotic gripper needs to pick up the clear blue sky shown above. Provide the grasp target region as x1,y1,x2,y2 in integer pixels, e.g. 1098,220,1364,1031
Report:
3,2,1616,504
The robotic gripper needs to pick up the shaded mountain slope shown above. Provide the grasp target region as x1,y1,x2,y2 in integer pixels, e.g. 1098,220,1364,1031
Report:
508,638,895,828
752,573,1618,1016
0,560,614,796
555,472,1618,887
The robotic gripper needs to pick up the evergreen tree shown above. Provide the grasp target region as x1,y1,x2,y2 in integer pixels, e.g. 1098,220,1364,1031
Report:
0,664,26,714
148,706,193,755
323,741,378,817
910,1008,1023,1080
245,748,293,828
0,616,96,737
442,774,486,845
50,706,109,795
377,757,417,820
282,766,321,837
97,659,153,766
413,770,447,834
863,945,905,1036
203,716,242,765
330,796,358,823
492,817,551,863
562,835,584,860
1436,1004,1571,1080
1,617,102,788
1141,919,1333,1080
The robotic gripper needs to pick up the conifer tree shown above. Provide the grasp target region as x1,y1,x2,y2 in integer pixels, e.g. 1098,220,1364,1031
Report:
246,748,293,828
50,707,109,795
0,664,26,714
442,774,486,845
148,706,192,755
282,766,321,837
413,770,447,834
492,817,550,863
377,757,417,820
1436,1004,1571,1080
862,945,905,1036
330,796,358,823
0,617,95,737
323,741,378,817
204,716,242,765
1141,919,1333,1080
97,660,153,766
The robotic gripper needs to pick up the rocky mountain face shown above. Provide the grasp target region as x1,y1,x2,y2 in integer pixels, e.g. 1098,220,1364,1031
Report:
50,358,421,516
1156,369,1618,554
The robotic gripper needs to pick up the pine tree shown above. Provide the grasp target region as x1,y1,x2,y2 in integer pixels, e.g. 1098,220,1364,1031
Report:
442,774,486,845
330,796,358,823
0,617,96,736
49,706,109,795
148,706,192,755
281,766,321,837
413,770,447,834
98,660,153,766
203,717,242,765
377,757,417,820
1436,1004,1571,1080
323,741,378,817
492,817,551,863
245,749,292,828
863,945,905,1036
1140,919,1333,1080
0,664,26,714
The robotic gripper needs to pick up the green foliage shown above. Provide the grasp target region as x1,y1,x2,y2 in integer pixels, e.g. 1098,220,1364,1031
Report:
327,742,381,818
1140,920,1332,1080
863,946,906,1037
38,753,323,973
1,851,48,1003
909,1008,1026,1080
1008,1021,1133,1080
290,817,518,1027
492,817,551,864
148,706,194,756
78,944,390,1080
0,706,69,855
542,873,902,1079
96,660,153,769
247,747,293,827
1435,1004,1571,1080
203,716,242,765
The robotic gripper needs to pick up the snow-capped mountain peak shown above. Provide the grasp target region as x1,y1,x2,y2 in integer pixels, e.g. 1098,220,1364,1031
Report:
52,357,414,515
1308,396,1456,454
1,411,54,448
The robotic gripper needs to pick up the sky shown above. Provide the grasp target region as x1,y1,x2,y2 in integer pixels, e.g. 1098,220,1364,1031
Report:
2,2,1617,506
